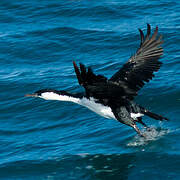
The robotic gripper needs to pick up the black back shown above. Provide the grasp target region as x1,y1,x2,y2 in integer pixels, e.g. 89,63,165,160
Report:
73,61,136,106
73,24,164,110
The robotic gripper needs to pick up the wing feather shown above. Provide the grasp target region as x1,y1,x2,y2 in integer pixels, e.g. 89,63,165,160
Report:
110,24,164,92
73,61,107,91
73,61,136,101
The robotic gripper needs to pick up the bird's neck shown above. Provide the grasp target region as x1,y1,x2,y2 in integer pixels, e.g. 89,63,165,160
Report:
40,91,116,119
40,91,84,104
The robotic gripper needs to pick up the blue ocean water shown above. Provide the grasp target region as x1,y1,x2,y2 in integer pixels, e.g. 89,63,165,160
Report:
0,0,180,179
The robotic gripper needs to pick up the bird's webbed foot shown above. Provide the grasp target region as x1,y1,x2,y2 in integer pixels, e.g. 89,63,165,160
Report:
131,124,146,138
136,119,152,132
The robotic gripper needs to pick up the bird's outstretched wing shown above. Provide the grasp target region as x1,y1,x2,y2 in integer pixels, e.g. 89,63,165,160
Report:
73,61,136,102
73,61,107,87
110,24,163,92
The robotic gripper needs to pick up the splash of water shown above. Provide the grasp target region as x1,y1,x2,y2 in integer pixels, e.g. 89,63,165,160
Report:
127,126,170,147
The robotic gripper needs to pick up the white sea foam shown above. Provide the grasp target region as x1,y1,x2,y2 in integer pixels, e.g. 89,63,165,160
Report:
127,126,170,147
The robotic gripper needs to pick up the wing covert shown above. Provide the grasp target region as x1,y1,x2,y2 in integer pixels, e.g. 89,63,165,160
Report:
73,61,107,87
73,61,136,101
110,24,164,92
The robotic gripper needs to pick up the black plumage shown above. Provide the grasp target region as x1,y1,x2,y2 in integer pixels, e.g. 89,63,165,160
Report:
73,24,168,137
26,24,168,137
110,24,163,92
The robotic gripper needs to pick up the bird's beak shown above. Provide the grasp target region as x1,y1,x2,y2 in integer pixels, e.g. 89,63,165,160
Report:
24,93,38,97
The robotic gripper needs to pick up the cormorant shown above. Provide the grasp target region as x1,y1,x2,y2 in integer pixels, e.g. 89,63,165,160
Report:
25,24,168,137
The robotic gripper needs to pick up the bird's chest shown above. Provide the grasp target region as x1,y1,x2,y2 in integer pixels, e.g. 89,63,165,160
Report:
79,98,116,119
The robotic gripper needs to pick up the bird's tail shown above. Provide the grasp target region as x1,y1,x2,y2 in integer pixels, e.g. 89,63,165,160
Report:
141,108,169,121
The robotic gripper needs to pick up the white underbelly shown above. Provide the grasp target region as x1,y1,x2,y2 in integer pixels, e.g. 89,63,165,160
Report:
92,106,116,119
79,97,116,119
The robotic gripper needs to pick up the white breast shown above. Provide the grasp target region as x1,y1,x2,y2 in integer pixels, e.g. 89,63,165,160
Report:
78,97,116,119
40,92,115,119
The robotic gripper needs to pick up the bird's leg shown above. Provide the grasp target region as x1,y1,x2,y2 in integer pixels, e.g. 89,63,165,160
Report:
138,120,151,131
131,124,146,138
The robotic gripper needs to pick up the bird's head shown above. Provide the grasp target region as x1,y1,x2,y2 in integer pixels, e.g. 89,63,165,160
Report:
25,89,73,101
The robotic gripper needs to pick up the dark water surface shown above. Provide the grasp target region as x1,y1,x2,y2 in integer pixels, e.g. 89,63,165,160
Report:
0,0,180,179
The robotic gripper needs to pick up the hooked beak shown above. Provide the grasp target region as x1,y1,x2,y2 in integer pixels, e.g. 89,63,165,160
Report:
25,93,38,97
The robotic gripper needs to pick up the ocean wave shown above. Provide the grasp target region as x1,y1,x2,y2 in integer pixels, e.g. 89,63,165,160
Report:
0,152,179,179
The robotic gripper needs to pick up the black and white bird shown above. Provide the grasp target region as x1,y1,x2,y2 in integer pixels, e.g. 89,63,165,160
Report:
26,24,168,137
